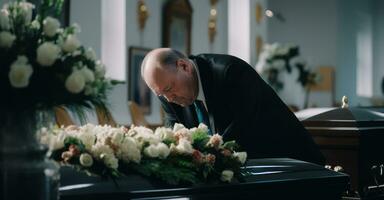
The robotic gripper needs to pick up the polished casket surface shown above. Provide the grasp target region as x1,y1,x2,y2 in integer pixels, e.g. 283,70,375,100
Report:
60,158,348,200
302,107,384,198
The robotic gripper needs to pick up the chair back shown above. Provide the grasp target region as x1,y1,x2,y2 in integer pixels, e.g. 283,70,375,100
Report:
128,101,149,126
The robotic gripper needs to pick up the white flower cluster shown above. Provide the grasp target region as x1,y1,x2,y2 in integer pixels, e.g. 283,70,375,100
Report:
0,1,108,96
39,123,247,182
256,43,298,73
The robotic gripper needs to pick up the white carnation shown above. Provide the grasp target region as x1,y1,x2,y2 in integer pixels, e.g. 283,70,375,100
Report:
0,9,10,30
0,31,16,48
36,42,60,66
50,131,67,150
65,69,85,93
220,170,234,182
8,55,33,88
101,153,118,169
233,152,247,164
77,130,96,151
91,143,114,159
175,138,193,154
62,34,80,53
154,127,175,141
173,123,185,132
144,144,160,158
157,143,170,159
119,137,141,163
81,66,95,83
79,153,93,167
43,16,60,37
111,130,124,145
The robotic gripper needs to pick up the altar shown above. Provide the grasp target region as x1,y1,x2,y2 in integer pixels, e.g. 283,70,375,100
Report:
60,158,348,200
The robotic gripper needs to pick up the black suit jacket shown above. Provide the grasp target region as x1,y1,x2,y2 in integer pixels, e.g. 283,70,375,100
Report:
159,54,325,165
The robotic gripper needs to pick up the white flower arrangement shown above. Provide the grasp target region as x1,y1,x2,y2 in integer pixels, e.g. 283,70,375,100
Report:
0,0,120,116
256,43,319,93
39,123,248,185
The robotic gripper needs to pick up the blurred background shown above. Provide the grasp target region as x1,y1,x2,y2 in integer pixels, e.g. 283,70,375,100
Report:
2,0,383,127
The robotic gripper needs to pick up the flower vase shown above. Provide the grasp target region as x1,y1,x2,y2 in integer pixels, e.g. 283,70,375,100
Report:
0,109,60,200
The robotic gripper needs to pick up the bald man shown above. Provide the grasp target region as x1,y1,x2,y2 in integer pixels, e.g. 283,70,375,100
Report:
141,48,325,165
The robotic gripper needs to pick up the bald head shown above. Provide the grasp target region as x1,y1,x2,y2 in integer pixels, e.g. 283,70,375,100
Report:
140,48,198,107
141,48,187,78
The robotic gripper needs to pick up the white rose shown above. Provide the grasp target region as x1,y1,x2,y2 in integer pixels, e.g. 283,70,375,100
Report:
101,153,118,169
0,31,16,48
62,35,80,53
173,123,185,132
65,70,85,93
233,152,247,164
0,9,10,30
77,131,96,151
154,127,175,141
120,137,141,163
50,131,67,150
79,153,94,167
85,48,97,61
111,130,124,145
144,144,160,158
31,20,41,30
175,138,193,154
8,56,33,88
81,66,95,83
220,170,234,182
43,17,60,37
157,143,170,159
18,2,34,24
36,42,60,66
91,143,114,159
94,61,106,78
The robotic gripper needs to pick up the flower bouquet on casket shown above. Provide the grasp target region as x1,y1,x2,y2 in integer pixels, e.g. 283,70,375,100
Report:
39,123,248,185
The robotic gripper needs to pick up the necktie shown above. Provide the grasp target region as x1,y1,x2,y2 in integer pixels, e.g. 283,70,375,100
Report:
194,100,212,135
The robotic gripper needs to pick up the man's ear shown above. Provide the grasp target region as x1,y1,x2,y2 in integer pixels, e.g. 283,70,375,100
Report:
176,59,192,72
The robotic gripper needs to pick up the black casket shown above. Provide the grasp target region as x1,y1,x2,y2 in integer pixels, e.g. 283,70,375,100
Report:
60,158,348,200
302,107,384,198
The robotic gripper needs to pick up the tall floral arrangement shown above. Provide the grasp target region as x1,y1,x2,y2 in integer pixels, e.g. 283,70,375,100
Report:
256,43,299,91
39,123,247,185
0,0,118,118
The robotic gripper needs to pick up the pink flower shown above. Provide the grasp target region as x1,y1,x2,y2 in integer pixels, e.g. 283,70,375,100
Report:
207,134,223,149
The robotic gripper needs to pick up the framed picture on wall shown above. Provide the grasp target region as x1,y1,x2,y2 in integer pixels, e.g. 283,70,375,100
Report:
162,0,192,55
128,47,152,114
30,0,70,26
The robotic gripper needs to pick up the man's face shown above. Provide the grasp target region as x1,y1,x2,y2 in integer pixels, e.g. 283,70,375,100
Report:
144,59,198,107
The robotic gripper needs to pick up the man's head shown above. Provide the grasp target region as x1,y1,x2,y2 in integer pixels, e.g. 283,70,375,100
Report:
141,48,198,107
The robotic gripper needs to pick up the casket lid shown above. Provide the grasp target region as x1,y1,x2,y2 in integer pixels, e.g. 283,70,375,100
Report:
303,107,384,128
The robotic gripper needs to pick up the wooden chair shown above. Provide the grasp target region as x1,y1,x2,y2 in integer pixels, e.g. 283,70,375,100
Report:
95,106,117,127
54,106,74,127
54,105,117,127
128,101,163,129
128,101,150,126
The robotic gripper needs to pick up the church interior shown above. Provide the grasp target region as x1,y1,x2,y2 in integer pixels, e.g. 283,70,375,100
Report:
1,0,384,199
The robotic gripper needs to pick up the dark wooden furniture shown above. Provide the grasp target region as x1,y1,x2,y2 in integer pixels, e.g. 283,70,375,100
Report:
60,158,348,200
302,107,384,199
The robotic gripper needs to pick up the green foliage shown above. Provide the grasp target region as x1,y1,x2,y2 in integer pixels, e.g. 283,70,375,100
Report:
222,140,239,151
191,130,210,150
63,136,86,152
129,159,199,185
